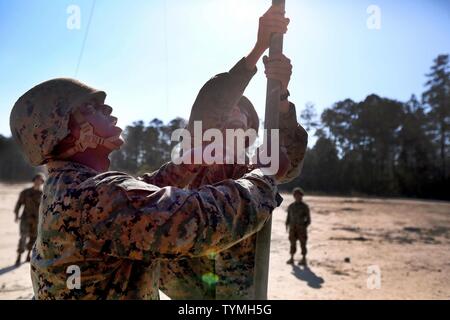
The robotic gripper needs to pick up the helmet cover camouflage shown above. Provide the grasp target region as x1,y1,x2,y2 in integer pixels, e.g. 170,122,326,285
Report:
10,78,106,166
187,71,260,135
187,94,259,149
188,95,259,134
237,96,259,134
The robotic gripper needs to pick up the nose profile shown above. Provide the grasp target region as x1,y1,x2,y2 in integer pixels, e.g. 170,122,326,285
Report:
102,105,113,115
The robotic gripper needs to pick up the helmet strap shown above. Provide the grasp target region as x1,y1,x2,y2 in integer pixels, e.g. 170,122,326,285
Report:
57,110,120,160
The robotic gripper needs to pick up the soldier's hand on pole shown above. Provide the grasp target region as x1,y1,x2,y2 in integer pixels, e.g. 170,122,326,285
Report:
246,4,290,70
263,53,292,115
256,5,290,53
263,53,292,96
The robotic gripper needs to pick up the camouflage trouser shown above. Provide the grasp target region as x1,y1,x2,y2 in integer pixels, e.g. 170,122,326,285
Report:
289,225,308,256
17,218,37,254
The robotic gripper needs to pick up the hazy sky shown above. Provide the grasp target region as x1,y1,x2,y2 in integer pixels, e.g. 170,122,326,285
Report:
1,0,449,137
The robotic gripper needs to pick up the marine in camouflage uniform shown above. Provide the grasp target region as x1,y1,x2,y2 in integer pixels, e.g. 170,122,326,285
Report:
286,187,311,266
158,57,308,299
14,174,45,266
10,78,284,300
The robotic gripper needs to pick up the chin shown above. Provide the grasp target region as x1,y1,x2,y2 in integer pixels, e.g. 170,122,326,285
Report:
115,137,125,149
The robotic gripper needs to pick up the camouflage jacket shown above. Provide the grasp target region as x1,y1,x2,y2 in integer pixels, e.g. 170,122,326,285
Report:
14,187,42,221
286,201,311,227
30,161,280,300
158,59,308,300
158,131,304,300
158,164,260,299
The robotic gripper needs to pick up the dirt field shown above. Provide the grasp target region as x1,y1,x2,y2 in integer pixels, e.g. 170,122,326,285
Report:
1,183,449,300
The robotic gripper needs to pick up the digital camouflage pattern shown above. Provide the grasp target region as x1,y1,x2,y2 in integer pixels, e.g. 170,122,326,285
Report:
159,58,308,300
286,200,311,256
30,160,280,299
10,78,106,166
14,187,42,254
157,164,256,299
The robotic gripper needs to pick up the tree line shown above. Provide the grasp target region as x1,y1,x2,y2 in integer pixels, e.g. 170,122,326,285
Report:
286,54,449,200
0,54,448,200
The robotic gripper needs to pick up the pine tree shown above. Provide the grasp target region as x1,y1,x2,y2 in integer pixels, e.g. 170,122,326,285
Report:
422,54,450,178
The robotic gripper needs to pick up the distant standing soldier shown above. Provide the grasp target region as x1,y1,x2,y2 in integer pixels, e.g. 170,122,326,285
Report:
286,187,311,266
14,173,45,266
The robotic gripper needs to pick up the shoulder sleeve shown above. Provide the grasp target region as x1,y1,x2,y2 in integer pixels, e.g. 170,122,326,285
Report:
82,170,280,261
278,103,309,183
139,162,202,189
305,204,311,224
14,190,26,214
286,204,292,225
305,203,311,215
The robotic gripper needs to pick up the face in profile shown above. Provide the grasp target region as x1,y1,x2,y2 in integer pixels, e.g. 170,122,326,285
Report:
72,99,124,149
223,105,249,131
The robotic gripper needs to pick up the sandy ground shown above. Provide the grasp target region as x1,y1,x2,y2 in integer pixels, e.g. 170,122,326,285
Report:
0,183,449,300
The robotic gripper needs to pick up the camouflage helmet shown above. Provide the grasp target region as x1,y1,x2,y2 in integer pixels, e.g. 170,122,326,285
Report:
293,187,305,196
187,73,260,135
237,96,260,134
10,78,106,166
187,94,259,150
188,95,259,134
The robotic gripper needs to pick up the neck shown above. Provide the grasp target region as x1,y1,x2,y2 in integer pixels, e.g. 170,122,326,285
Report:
69,148,111,173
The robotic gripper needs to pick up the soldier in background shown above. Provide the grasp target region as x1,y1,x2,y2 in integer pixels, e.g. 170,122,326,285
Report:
14,173,45,266
286,187,311,266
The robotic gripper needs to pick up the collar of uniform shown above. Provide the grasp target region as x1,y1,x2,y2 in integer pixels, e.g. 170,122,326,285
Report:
46,160,99,175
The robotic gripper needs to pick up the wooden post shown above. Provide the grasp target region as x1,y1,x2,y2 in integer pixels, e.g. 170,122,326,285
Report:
254,0,286,300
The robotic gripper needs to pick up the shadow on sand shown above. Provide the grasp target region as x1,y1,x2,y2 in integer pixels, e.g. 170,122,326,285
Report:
291,265,325,289
0,264,20,276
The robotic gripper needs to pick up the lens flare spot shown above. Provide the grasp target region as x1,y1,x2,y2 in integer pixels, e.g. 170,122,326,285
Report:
201,273,219,286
